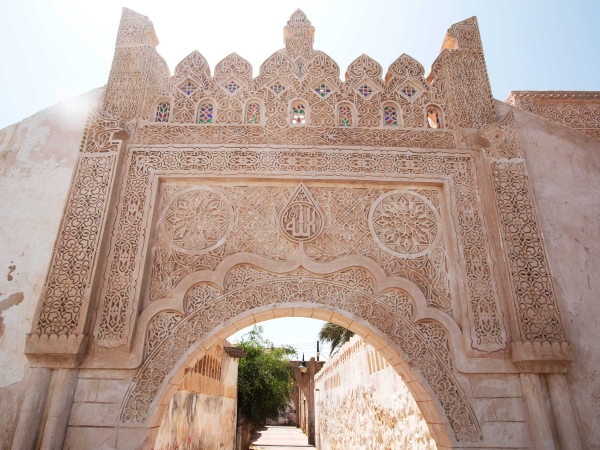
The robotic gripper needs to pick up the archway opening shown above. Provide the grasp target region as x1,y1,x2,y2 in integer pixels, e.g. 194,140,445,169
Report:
148,311,454,450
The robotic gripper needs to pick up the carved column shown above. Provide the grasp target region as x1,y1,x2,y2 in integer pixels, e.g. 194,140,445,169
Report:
479,110,581,449
520,373,556,450
10,368,52,450
546,374,583,450
39,369,79,450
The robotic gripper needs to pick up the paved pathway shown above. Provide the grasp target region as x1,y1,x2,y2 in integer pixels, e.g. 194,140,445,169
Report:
250,425,313,449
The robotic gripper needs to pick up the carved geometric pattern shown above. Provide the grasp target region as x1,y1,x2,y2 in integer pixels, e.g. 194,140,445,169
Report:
96,147,505,353
121,266,481,442
36,155,117,335
145,310,183,357
369,191,440,258
163,187,233,254
489,161,565,341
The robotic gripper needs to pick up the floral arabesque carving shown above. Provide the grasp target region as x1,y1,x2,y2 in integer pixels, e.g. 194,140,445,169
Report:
369,191,440,258
163,187,233,254
121,265,481,442
96,147,505,353
481,112,565,342
36,154,117,335
490,161,564,341
144,310,183,357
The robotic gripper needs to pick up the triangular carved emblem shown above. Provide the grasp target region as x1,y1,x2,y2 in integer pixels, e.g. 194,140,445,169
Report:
278,183,325,243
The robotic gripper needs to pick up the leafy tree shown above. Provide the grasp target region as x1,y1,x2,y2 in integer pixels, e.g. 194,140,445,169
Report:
237,326,296,430
318,323,354,356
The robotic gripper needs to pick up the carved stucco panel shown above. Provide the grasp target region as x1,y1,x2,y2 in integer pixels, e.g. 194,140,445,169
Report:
94,146,506,354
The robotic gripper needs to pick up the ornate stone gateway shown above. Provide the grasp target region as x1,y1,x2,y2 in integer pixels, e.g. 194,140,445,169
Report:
12,8,583,450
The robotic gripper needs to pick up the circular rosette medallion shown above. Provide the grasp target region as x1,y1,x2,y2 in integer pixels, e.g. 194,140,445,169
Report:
368,190,441,258
163,187,233,255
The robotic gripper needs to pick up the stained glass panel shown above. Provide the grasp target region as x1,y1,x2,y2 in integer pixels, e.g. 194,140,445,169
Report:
315,84,331,98
383,105,398,126
226,82,238,94
155,101,170,123
339,105,353,126
401,84,418,99
198,103,213,123
246,103,261,123
292,103,306,124
180,81,197,96
357,84,374,98
272,83,286,94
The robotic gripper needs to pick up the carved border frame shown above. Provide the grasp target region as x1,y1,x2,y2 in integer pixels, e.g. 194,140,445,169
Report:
93,145,508,356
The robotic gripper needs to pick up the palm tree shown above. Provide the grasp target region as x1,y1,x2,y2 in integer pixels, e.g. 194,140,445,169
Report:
318,323,354,356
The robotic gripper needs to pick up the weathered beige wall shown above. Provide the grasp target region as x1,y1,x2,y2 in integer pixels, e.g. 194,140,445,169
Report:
0,88,101,448
314,336,436,450
507,100,600,449
154,347,239,450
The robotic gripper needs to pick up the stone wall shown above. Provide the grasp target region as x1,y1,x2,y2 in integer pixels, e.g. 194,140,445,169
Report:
508,100,600,450
314,336,436,450
0,89,101,449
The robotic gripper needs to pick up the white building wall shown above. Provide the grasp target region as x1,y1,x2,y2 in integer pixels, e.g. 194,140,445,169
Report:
0,89,101,448
314,336,436,450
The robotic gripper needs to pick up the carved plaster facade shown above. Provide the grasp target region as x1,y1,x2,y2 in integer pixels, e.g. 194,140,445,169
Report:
10,8,586,450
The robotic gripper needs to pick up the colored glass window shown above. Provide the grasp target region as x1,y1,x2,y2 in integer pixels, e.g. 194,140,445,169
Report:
198,103,213,123
383,105,398,126
272,83,285,94
246,103,261,123
427,107,442,129
339,105,353,126
226,82,238,94
401,85,417,98
155,101,170,123
180,81,197,96
315,84,331,98
358,84,373,98
292,104,306,124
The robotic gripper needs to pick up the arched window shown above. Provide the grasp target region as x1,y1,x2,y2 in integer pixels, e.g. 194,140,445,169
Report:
246,102,261,124
383,105,399,126
427,106,443,129
292,102,306,124
154,101,170,123
198,102,214,124
338,105,353,126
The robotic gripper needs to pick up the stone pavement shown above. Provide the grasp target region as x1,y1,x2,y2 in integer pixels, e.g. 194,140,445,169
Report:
250,425,313,449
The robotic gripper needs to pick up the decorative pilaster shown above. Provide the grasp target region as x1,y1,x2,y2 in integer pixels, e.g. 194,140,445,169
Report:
25,111,126,367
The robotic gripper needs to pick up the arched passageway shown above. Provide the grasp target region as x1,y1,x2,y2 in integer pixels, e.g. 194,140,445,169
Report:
123,259,479,449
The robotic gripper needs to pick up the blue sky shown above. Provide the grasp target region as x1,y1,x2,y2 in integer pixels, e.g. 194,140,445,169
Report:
1,0,598,356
